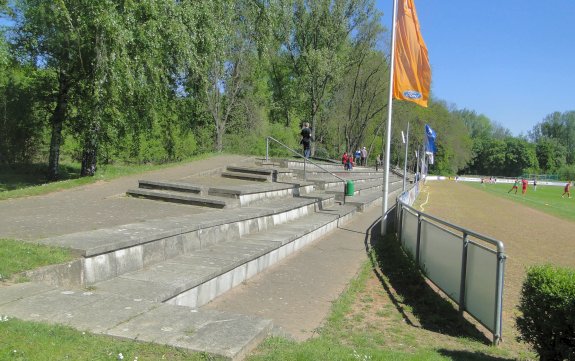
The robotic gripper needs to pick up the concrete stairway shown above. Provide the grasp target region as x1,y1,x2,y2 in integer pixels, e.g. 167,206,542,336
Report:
0,158,405,360
126,165,315,208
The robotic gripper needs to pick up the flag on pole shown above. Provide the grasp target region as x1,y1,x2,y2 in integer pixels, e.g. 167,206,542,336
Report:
393,0,431,107
425,124,436,164
425,124,436,153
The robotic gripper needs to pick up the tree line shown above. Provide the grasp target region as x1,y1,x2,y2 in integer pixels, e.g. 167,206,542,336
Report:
461,110,575,180
0,0,572,181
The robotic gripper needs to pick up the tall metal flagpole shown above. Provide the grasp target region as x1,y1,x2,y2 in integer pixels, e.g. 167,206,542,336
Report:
415,147,420,182
381,0,399,236
402,122,410,192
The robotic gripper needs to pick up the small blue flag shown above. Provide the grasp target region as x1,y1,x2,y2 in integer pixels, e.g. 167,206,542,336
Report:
425,124,437,154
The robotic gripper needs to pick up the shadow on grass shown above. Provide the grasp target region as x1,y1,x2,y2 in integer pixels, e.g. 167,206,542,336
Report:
438,349,511,361
0,163,81,191
364,219,491,344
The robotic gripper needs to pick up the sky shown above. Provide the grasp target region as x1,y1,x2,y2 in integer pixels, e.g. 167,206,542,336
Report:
375,0,575,136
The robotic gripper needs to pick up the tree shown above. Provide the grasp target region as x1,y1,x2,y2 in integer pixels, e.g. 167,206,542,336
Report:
504,137,538,176
531,111,575,165
326,40,387,156
13,0,91,179
455,109,493,140
12,0,142,177
273,0,379,155
201,1,259,152
0,62,50,164
536,138,566,173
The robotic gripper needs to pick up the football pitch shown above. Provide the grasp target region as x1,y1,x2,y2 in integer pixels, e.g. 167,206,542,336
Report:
418,180,575,353
465,181,575,222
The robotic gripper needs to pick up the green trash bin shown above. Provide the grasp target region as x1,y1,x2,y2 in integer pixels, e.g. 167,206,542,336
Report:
345,180,355,196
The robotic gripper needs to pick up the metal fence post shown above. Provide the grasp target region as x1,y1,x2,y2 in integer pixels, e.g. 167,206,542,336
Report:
459,232,469,315
416,213,422,266
494,250,506,345
397,201,403,241
266,137,269,162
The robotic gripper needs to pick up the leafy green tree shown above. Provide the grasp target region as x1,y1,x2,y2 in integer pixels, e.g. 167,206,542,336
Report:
455,109,493,140
0,27,31,163
12,0,142,177
504,137,538,176
272,0,378,155
326,46,387,157
536,138,566,173
13,0,92,179
0,58,49,164
465,137,537,176
464,138,505,175
200,1,266,152
530,111,575,165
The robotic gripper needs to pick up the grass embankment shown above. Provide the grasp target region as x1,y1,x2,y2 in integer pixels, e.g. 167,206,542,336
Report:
0,154,215,201
0,239,75,282
465,182,575,222
0,320,223,361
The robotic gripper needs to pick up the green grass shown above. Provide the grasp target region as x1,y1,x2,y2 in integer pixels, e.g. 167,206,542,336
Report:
0,163,83,192
246,238,524,361
0,153,216,201
0,319,223,361
0,239,76,281
465,182,575,222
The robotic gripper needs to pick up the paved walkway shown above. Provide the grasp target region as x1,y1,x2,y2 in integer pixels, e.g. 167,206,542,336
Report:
0,155,252,240
204,205,381,341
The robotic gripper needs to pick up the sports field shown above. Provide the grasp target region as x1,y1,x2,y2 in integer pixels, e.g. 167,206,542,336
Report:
466,181,575,222
416,180,575,352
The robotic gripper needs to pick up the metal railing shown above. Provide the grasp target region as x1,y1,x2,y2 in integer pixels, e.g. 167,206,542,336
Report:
396,185,506,345
265,136,349,203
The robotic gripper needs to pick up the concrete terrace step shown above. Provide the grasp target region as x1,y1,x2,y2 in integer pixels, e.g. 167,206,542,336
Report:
226,165,277,176
90,204,357,308
228,165,296,178
344,182,404,211
128,178,316,208
221,171,270,182
312,174,401,191
127,188,233,208
33,193,337,286
207,181,316,206
327,178,403,199
0,282,272,361
221,165,287,182
138,179,203,194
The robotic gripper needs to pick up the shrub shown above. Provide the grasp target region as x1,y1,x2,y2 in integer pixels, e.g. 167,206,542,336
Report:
516,264,575,361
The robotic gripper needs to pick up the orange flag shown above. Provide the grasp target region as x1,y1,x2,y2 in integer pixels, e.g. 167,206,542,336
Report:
393,0,431,107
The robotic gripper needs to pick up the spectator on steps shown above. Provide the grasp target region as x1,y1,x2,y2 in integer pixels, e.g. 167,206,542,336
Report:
300,122,312,159
360,147,367,166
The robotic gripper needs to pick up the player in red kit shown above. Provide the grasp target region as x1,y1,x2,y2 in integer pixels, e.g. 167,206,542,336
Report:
521,178,528,195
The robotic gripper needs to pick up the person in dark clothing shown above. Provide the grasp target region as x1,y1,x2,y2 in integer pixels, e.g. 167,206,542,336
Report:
300,122,312,159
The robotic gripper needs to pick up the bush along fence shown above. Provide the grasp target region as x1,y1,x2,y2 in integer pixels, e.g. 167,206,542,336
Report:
396,181,507,344
516,264,575,361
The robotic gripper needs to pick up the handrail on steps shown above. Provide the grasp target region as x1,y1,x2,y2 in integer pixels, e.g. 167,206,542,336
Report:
265,136,349,204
